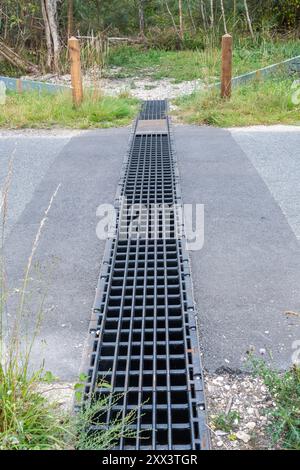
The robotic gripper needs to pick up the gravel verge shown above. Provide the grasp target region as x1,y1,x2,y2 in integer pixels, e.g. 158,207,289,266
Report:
205,372,277,450
21,69,206,101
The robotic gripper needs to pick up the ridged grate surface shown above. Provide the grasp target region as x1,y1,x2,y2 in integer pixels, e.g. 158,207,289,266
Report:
139,100,167,120
84,100,210,450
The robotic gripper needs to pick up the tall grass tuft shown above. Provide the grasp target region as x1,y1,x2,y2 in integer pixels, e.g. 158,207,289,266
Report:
0,91,139,129
176,75,300,127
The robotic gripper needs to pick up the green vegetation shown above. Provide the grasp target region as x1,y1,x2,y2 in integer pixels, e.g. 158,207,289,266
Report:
1,1,300,74
251,358,300,450
0,91,139,129
0,368,68,450
175,76,300,127
212,411,241,433
0,369,136,450
75,397,136,450
107,39,300,82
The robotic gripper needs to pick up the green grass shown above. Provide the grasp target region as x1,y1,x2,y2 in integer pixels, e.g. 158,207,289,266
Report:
175,76,300,127
0,367,68,450
107,39,300,83
251,358,300,450
0,367,137,450
0,91,139,129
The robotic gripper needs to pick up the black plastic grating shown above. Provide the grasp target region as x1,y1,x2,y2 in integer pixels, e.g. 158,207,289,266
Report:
84,100,210,450
139,100,167,120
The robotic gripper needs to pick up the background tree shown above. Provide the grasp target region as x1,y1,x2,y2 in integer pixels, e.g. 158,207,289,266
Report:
0,0,299,75
244,0,254,39
41,0,60,71
220,0,227,34
178,0,183,39
210,0,214,28
138,0,145,37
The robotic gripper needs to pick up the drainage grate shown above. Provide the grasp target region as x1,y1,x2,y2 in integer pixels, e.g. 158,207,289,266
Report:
84,100,210,450
139,100,167,120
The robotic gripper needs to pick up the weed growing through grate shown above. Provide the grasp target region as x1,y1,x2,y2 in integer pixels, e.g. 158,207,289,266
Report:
90,104,209,449
74,377,138,450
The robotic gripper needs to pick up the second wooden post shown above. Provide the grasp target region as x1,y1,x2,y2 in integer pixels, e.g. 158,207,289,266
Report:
221,34,232,99
68,36,83,106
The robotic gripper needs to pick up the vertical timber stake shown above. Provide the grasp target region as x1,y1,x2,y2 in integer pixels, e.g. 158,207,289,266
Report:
68,36,83,106
221,34,232,99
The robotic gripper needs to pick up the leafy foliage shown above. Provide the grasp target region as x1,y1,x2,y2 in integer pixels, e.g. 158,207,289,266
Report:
251,358,300,450
0,1,299,57
212,411,241,433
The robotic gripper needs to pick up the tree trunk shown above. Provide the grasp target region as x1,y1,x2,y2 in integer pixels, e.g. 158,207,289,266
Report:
164,0,181,40
244,0,255,39
41,0,53,70
67,0,74,37
220,0,227,34
210,0,214,28
187,0,197,33
178,0,184,40
138,0,145,37
200,0,207,30
41,0,61,72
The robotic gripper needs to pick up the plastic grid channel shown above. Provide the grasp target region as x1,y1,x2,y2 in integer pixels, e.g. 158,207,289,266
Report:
139,99,167,120
84,100,210,450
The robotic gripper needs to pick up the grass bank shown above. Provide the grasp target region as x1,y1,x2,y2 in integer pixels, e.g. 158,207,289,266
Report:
107,39,300,82
175,76,300,127
0,91,139,129
251,358,300,450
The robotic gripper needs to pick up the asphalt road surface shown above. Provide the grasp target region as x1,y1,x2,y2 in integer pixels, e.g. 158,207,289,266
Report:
1,125,299,380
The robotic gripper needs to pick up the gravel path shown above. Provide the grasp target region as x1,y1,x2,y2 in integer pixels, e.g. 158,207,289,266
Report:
21,71,205,100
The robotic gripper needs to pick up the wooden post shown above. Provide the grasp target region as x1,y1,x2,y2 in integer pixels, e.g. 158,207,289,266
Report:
221,34,232,99
68,36,83,106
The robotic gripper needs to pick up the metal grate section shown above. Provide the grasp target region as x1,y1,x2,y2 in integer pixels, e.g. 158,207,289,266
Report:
139,100,167,120
84,100,210,450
